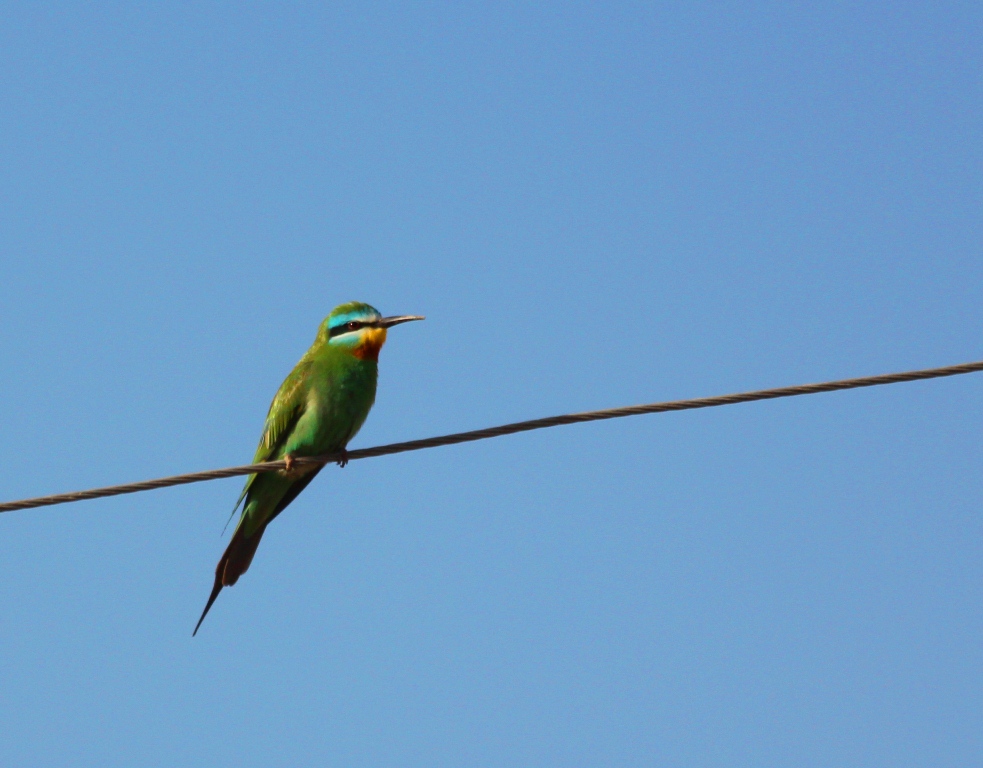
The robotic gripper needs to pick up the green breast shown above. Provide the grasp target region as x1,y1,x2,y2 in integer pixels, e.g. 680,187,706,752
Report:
287,351,379,457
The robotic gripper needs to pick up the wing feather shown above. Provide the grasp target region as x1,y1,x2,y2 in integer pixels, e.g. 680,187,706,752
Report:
254,360,312,463
225,358,313,524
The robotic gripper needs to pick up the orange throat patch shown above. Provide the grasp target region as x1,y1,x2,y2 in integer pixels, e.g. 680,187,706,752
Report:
352,327,387,361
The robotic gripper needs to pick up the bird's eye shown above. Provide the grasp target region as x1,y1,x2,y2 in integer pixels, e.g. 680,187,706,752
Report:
347,321,360,330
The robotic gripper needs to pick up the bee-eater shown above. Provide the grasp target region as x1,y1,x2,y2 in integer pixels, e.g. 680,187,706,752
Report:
193,302,424,635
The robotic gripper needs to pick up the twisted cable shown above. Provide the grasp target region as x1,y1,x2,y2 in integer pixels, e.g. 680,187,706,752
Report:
2,359,981,514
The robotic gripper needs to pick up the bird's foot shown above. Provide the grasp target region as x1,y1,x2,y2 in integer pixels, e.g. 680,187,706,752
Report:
336,449,349,468
282,453,313,478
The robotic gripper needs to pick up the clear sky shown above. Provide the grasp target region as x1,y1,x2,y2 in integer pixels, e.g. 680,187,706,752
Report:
1,3,981,765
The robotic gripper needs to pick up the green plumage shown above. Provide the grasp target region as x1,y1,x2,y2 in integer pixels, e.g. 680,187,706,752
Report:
237,325,379,537
193,302,423,635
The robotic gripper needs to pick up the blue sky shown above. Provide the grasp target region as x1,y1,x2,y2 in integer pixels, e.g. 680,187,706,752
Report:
0,3,981,765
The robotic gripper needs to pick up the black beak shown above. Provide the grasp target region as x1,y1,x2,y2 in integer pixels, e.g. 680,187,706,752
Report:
378,315,425,328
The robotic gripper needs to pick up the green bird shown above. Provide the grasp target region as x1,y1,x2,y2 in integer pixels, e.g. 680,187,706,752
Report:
193,302,424,635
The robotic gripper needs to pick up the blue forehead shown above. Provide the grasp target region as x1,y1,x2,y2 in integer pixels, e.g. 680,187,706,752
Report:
327,307,381,329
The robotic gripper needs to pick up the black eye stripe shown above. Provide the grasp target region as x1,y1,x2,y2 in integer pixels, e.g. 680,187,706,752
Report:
328,320,373,338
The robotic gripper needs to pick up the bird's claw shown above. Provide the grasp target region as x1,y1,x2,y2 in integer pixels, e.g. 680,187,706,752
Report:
283,453,296,473
336,449,349,468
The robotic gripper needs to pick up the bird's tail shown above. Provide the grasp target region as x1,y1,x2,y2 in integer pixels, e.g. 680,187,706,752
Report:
192,523,267,636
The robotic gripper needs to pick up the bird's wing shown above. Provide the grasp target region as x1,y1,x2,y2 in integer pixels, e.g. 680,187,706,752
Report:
224,360,313,526
253,359,313,463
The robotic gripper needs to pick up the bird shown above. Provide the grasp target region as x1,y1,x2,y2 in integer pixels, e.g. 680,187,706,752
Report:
193,302,424,635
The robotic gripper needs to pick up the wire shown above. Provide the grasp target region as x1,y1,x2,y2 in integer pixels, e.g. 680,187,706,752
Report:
1,359,981,515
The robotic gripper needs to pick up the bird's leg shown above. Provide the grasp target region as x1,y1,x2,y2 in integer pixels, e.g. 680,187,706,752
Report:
283,453,296,473
336,449,349,468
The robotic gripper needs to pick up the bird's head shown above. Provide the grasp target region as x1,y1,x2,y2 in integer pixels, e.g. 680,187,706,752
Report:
321,302,424,361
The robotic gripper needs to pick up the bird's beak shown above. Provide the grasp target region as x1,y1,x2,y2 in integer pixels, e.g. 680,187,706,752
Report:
378,315,425,328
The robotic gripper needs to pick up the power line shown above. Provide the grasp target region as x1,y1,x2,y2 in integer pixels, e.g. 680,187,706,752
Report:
2,359,981,515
